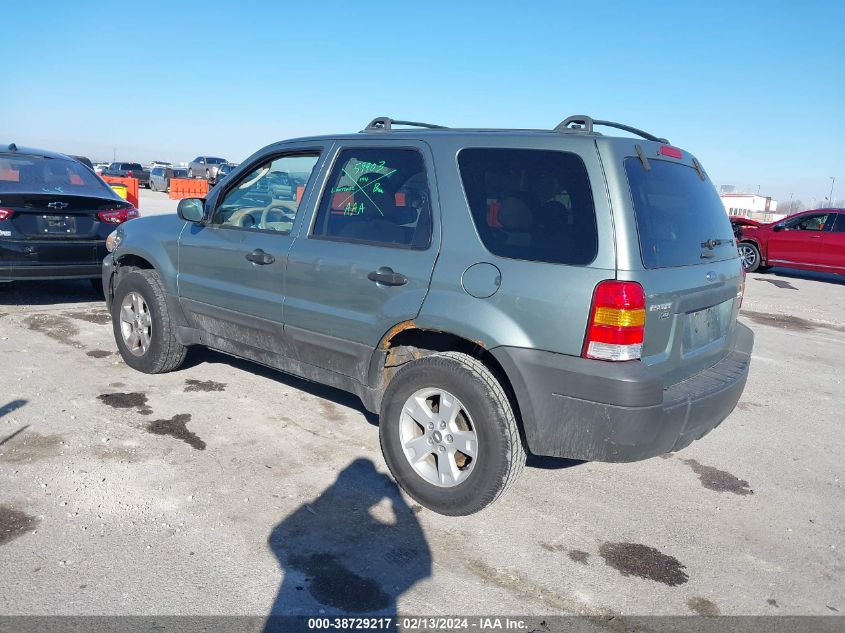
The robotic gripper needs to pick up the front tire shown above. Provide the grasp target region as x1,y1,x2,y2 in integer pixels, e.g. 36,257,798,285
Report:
379,351,526,516
111,269,186,373
738,242,762,273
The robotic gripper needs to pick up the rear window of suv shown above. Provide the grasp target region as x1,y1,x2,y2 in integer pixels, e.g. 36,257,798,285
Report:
625,158,736,269
458,148,598,265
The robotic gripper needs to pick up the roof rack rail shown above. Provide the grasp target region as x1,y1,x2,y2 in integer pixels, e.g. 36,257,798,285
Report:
554,115,668,144
363,117,448,132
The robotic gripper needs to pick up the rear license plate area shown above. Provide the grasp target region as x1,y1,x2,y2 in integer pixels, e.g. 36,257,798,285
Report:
38,215,77,235
683,302,730,351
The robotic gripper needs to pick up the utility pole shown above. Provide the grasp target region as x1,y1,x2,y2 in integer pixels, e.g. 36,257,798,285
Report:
829,177,836,207
756,184,760,196
113,147,116,162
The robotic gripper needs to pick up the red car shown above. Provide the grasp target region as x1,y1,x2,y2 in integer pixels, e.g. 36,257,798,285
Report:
732,208,845,274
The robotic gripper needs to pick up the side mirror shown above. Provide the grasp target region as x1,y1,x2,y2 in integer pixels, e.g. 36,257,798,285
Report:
177,198,205,223
772,222,785,232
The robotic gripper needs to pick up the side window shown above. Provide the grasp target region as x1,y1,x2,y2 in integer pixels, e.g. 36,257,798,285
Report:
311,148,432,248
834,214,845,233
458,148,598,265
211,153,320,233
788,214,828,231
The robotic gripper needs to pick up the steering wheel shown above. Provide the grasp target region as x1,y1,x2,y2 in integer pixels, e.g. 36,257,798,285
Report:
260,202,296,228
227,206,263,228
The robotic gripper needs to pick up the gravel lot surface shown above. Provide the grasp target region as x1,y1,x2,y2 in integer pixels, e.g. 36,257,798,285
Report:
0,217,843,618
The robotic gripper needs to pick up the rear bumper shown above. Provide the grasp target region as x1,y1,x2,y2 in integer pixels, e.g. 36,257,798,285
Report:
1,239,106,281
492,323,754,462
0,264,103,281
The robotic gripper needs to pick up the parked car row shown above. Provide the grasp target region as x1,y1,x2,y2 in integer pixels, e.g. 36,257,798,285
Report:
149,166,188,192
187,156,229,181
731,209,845,274
102,162,151,188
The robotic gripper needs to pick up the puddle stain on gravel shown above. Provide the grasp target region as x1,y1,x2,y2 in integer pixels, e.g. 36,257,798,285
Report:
86,350,113,358
0,506,39,546
687,597,720,616
599,542,689,586
741,310,845,333
146,414,206,450
184,379,227,393
97,392,152,416
288,552,390,612
682,459,753,495
568,549,590,564
767,599,779,608
0,432,65,464
63,310,111,325
318,400,343,422
23,314,82,348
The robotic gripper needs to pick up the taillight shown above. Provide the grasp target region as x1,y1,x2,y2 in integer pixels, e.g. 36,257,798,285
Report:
583,280,646,361
98,206,139,224
0,208,13,221
737,267,746,309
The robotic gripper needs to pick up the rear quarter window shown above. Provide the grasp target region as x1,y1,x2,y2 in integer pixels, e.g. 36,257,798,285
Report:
458,148,598,265
625,158,735,269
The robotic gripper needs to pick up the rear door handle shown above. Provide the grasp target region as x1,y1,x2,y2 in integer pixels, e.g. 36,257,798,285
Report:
809,235,822,239
245,248,275,265
368,267,408,286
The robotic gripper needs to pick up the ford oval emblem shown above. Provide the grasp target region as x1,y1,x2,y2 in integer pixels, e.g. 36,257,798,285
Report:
706,271,717,283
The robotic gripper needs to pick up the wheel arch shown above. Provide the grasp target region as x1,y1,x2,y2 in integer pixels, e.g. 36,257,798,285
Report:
368,324,528,448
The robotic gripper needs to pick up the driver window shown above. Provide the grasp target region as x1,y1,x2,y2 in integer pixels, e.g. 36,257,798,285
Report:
789,214,828,231
212,153,320,233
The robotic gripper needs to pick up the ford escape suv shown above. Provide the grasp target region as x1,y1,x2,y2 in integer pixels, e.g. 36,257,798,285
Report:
102,115,754,515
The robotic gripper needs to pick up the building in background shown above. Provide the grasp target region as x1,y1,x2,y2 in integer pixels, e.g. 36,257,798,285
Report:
718,192,784,222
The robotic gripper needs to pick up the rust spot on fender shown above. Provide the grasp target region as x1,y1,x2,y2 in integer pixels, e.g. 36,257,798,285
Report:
380,320,417,350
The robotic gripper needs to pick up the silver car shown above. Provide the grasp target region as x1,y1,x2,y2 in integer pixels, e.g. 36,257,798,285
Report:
187,156,227,180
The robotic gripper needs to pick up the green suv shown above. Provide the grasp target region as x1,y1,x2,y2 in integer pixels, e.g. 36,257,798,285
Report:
102,115,754,515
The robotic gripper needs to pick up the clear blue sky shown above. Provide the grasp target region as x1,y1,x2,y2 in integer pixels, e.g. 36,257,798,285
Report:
2,0,842,205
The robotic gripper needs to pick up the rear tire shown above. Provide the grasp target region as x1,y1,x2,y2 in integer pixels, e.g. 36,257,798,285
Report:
111,269,186,374
738,242,761,273
379,351,526,516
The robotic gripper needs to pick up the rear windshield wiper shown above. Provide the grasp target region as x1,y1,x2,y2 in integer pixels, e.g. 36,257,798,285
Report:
700,238,732,259
701,238,731,249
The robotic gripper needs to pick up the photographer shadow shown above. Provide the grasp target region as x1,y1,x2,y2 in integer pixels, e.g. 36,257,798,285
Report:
264,458,430,632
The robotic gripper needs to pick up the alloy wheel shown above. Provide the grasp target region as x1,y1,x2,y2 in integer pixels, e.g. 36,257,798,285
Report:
738,244,757,270
119,291,152,356
399,388,478,487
